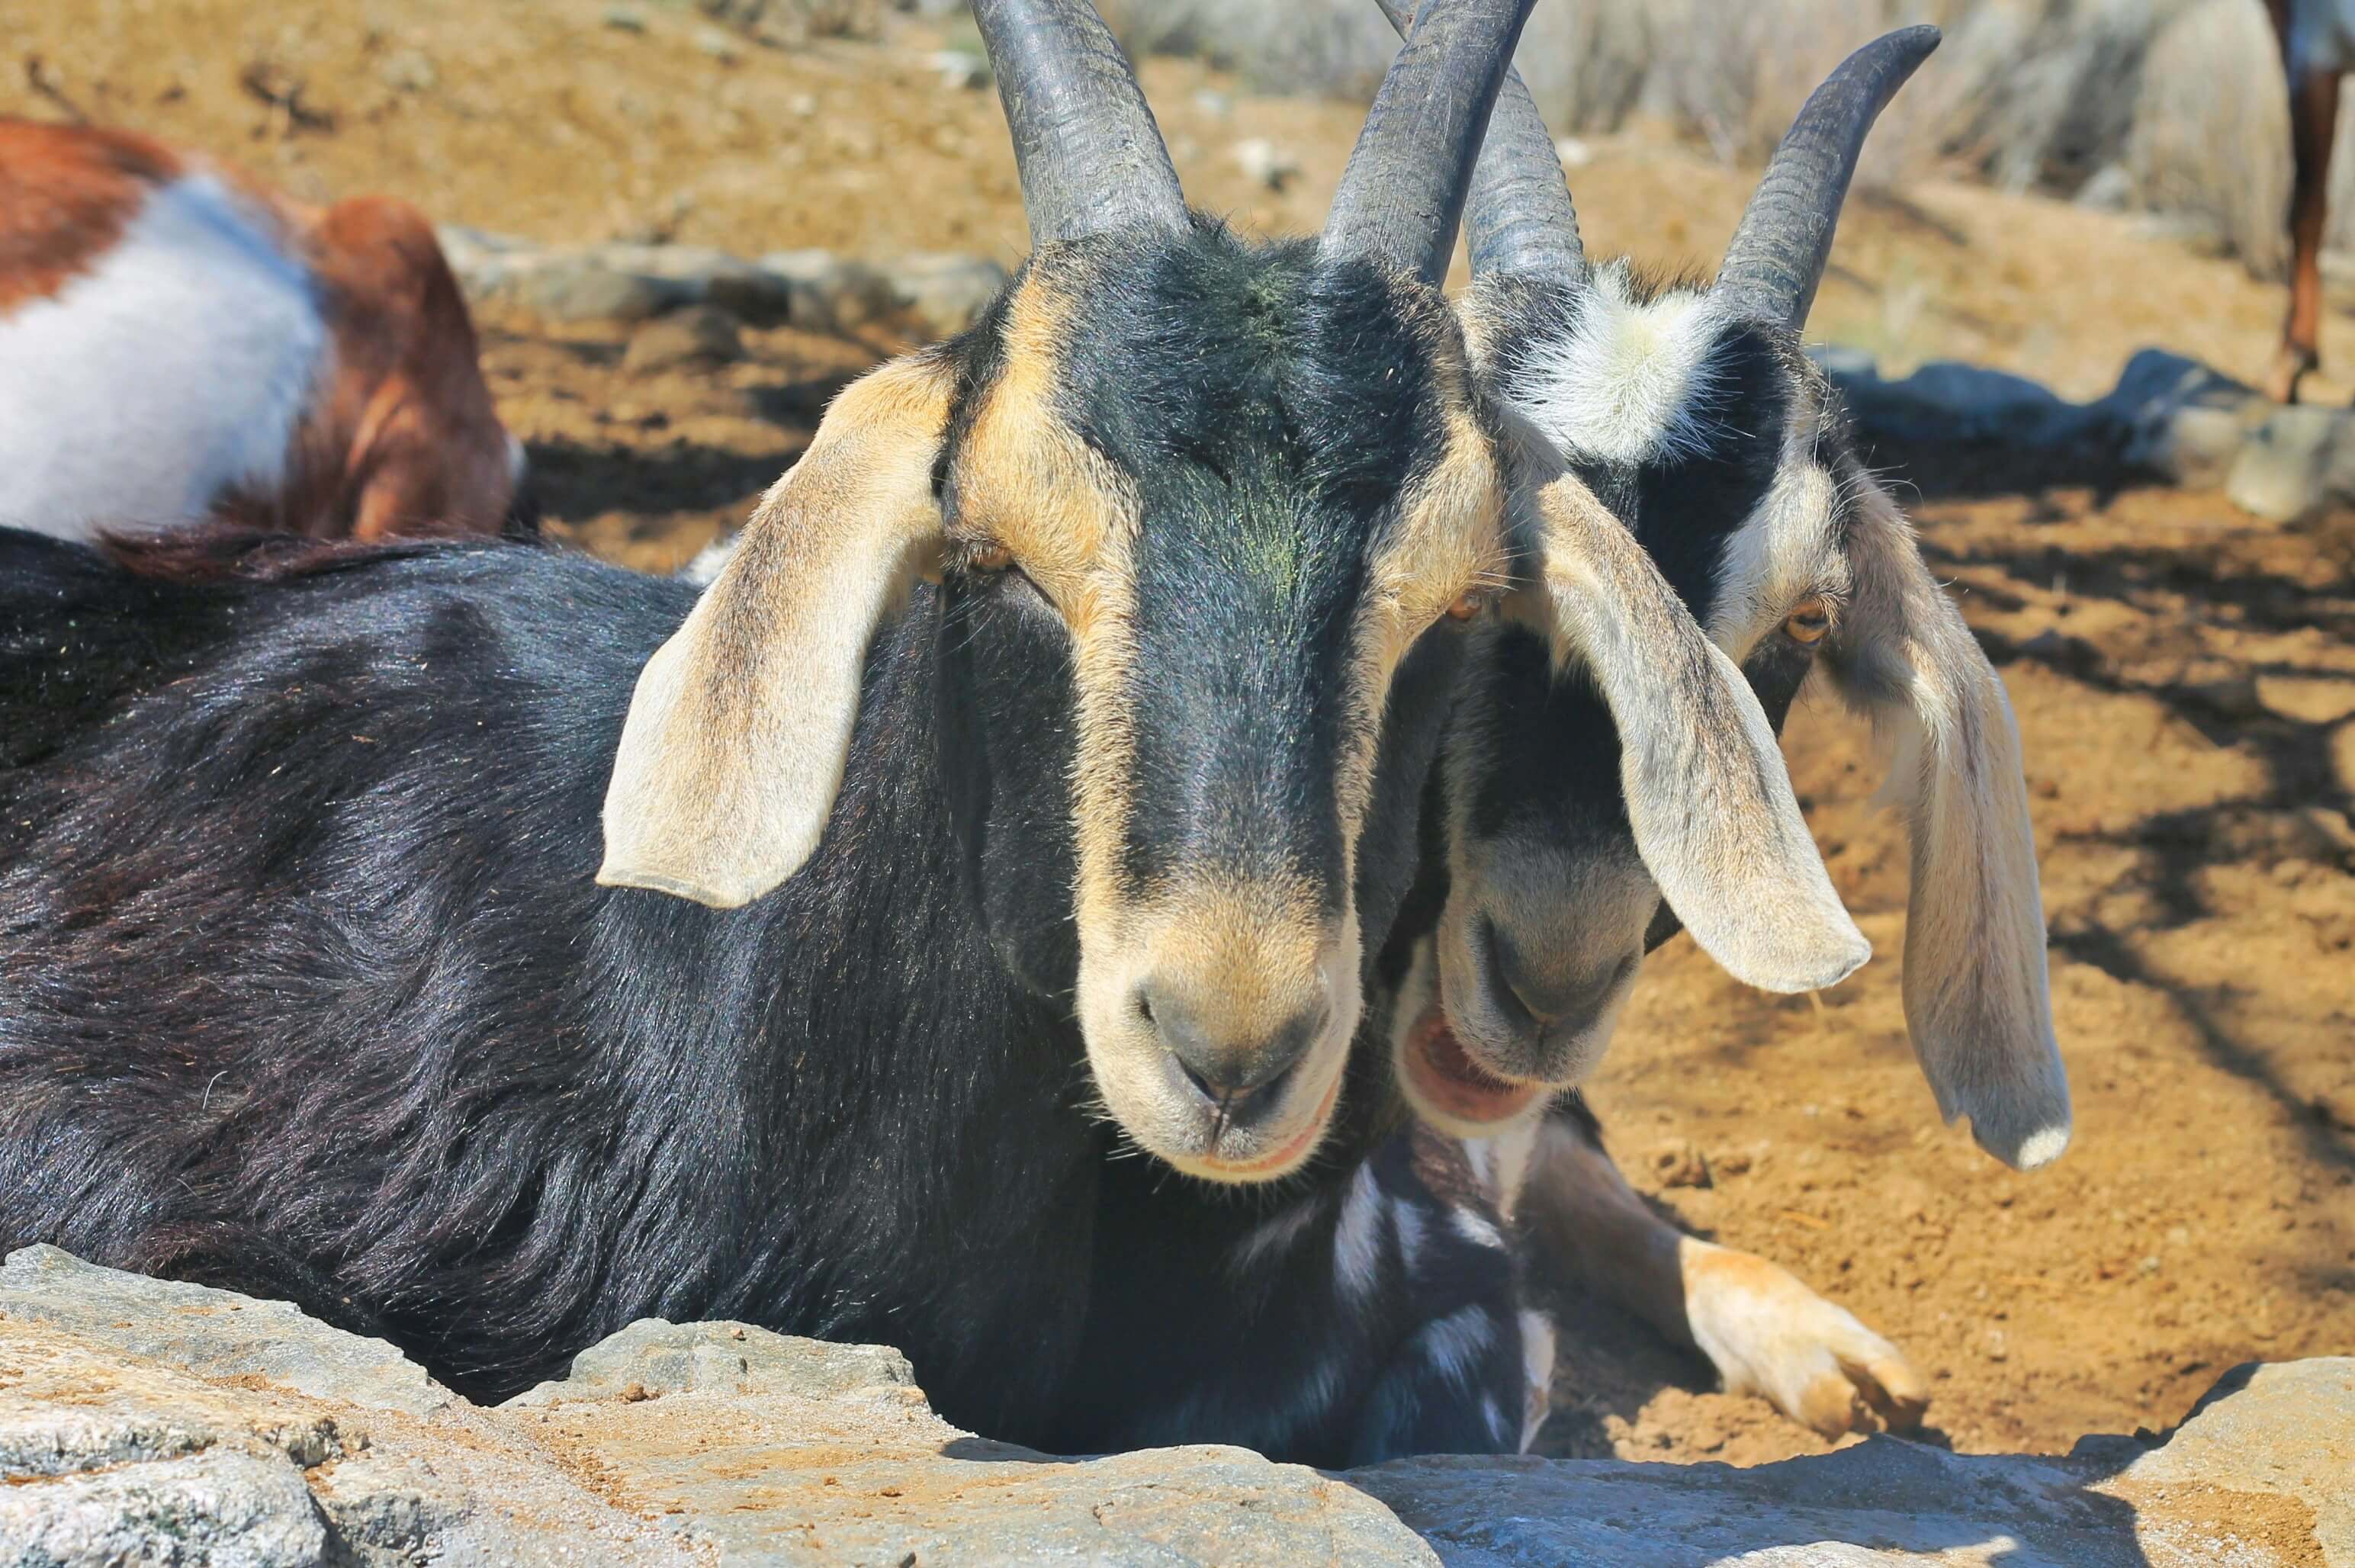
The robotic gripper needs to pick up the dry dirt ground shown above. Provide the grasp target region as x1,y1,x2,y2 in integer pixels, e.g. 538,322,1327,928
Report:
8,0,2352,1470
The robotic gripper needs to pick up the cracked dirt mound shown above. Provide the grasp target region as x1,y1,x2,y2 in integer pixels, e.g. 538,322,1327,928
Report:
8,0,2352,1470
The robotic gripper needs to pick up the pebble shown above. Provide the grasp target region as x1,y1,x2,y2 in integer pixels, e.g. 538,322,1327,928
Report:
1231,138,1302,193
623,306,744,374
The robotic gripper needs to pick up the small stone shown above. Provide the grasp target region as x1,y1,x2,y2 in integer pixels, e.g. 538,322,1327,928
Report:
1231,137,1302,193
759,249,895,334
622,304,744,374
2227,403,2355,522
377,48,437,94
1553,136,1594,169
2184,672,2267,719
1649,1139,1711,1190
1984,1329,2010,1362
1193,88,1233,119
928,48,988,90
513,256,692,323
692,26,742,62
603,4,647,31
882,252,1009,341
2075,163,2132,210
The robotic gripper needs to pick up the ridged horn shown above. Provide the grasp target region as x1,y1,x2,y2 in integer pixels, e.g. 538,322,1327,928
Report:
1322,0,1541,283
972,0,1189,247
1367,0,1583,284
1714,25,1940,328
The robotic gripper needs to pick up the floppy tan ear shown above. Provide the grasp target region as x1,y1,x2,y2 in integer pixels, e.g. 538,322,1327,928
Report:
1529,473,1870,994
1822,485,2070,1171
599,355,954,908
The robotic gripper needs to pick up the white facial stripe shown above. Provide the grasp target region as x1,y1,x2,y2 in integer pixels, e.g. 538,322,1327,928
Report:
1501,269,1855,663
1508,262,1726,466
1708,451,1851,659
0,173,326,539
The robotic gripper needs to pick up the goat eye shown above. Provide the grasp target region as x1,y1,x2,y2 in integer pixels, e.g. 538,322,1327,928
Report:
1446,588,1490,622
1784,597,1831,644
961,541,1015,576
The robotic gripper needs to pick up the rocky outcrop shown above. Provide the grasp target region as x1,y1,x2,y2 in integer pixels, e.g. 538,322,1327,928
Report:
1816,343,2355,522
0,1247,2344,1566
436,227,1008,342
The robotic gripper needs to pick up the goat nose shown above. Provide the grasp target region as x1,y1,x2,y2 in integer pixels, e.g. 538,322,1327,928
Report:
1137,981,1325,1125
1486,920,1633,1030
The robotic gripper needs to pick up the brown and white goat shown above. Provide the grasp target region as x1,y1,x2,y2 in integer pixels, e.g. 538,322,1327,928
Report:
0,119,527,540
2265,0,2355,403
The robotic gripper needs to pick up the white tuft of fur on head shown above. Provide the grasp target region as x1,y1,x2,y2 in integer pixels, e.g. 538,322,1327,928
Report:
1508,263,1728,467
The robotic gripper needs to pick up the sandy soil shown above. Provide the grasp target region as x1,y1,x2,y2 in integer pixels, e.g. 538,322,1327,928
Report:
9,0,2351,1468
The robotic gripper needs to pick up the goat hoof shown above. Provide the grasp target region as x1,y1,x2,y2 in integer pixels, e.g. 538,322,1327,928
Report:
1682,1242,1929,1438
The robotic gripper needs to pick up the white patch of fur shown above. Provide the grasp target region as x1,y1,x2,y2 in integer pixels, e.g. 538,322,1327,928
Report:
1516,1309,1557,1453
1486,1118,1542,1228
1508,262,1727,466
1449,1207,1506,1252
1414,1305,1495,1391
1391,1197,1427,1274
0,174,327,538
1332,1162,1384,1304
1228,1195,1325,1277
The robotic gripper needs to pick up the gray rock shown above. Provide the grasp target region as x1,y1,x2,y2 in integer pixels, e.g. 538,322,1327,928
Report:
0,1254,692,1566
2228,403,2355,522
2126,1358,2355,1566
1855,359,2090,446
504,1316,914,1406
0,1245,450,1419
599,243,795,325
1353,1359,2355,1566
879,251,1009,340
0,1448,328,1568
512,255,696,323
2102,347,2263,488
624,305,746,374
2,1252,2342,1566
758,248,898,333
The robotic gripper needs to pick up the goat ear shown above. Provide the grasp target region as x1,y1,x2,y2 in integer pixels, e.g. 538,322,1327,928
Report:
1529,474,1869,993
1820,489,2070,1170
599,355,953,908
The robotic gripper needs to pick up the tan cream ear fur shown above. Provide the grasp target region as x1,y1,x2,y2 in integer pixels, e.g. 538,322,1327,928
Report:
598,355,955,908
1829,488,2071,1171
1534,474,1869,994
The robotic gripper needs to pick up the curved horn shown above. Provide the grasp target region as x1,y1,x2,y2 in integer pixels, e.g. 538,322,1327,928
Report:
1324,0,1541,283
1714,25,1940,328
1367,0,1583,285
972,0,1188,247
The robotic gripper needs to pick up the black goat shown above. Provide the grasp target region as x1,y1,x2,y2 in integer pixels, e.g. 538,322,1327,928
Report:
0,0,1852,1452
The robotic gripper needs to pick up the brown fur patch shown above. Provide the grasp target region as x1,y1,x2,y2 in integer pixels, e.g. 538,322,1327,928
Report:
0,118,180,313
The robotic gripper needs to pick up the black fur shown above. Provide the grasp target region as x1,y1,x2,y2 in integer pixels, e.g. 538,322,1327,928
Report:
0,225,1489,1451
